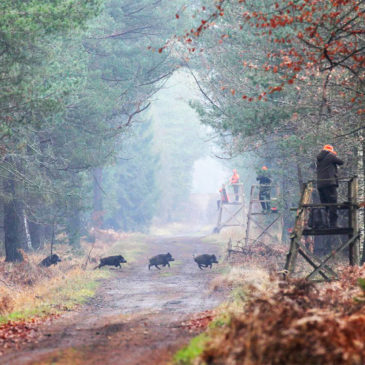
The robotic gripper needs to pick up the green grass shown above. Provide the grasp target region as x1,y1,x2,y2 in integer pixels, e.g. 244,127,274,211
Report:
230,286,248,302
174,333,209,365
158,271,174,277
208,312,231,329
0,232,150,325
173,306,234,364
0,270,110,324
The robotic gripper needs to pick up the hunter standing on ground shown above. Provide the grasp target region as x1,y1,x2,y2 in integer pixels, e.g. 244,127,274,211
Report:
230,169,240,201
256,166,272,212
316,144,344,227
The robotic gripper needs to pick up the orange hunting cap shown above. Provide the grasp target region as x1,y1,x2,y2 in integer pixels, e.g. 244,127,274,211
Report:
323,144,337,154
262,166,268,170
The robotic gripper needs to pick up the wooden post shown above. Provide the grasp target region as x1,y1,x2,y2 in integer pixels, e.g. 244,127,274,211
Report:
239,184,246,230
284,182,313,274
215,203,223,233
227,238,232,257
245,185,254,245
349,177,360,266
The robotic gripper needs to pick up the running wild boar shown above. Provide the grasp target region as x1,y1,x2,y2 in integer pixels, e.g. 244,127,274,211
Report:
39,254,62,267
148,253,175,270
194,254,218,270
95,255,127,269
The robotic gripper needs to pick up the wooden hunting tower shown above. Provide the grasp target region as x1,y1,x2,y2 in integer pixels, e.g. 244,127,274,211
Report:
284,177,361,281
213,183,245,233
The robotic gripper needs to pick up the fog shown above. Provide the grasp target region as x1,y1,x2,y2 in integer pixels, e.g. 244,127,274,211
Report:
192,157,230,195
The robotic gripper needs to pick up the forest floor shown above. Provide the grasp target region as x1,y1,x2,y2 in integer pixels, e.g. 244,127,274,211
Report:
0,235,225,365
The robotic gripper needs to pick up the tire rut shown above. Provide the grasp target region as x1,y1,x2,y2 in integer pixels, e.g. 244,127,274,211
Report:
2,235,224,365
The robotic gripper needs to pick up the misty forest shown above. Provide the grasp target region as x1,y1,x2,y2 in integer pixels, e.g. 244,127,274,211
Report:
0,0,364,364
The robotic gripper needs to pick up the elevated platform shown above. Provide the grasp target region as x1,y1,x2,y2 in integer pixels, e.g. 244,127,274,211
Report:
214,183,245,233
244,184,282,245
284,177,361,282
300,203,356,209
251,211,279,216
302,228,353,236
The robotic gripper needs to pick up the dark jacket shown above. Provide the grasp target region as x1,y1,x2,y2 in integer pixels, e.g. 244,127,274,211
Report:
316,150,343,189
256,175,271,185
256,175,271,191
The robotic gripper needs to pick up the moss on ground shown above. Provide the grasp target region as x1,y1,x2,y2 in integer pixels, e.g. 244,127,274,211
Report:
174,333,209,365
208,312,231,329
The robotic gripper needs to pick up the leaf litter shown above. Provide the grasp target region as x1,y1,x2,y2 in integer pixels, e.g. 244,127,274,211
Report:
196,265,365,365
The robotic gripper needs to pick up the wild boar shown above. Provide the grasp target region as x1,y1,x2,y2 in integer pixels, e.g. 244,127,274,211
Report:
95,255,127,269
194,254,218,270
148,253,175,270
39,254,61,267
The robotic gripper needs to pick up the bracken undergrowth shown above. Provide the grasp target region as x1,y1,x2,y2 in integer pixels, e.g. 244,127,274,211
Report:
197,265,365,365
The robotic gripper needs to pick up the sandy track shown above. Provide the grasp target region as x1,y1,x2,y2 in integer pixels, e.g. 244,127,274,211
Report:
2,236,224,365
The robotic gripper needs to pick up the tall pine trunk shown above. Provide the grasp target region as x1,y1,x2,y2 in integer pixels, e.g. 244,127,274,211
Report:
4,177,24,262
359,135,365,264
28,221,44,250
66,172,82,248
23,209,33,251
92,167,104,228
66,211,81,248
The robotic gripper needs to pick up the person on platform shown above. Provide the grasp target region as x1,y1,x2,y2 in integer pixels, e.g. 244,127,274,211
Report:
230,169,240,201
256,166,272,212
316,144,344,227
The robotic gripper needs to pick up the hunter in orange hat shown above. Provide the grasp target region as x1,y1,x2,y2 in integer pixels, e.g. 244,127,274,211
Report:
322,144,337,155
316,144,343,227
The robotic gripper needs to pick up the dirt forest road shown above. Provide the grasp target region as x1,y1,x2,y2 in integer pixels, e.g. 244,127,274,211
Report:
2,236,225,365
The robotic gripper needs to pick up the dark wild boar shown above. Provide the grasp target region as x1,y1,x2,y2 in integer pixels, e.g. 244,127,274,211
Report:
95,255,127,269
194,254,218,270
148,253,175,270
39,254,61,267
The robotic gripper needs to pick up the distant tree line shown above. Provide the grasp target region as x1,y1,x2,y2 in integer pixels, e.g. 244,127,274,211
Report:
0,0,190,261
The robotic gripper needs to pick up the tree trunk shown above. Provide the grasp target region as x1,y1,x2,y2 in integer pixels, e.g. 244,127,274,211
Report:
92,167,104,228
66,210,81,248
23,210,33,251
281,176,293,240
4,178,24,262
28,221,44,250
359,135,365,265
0,197,4,251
